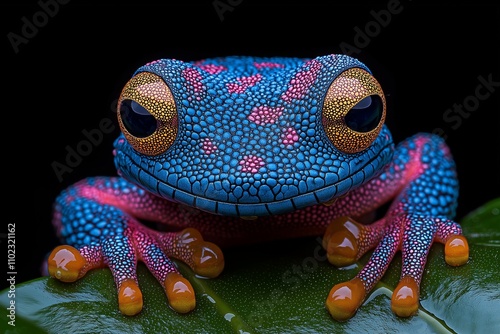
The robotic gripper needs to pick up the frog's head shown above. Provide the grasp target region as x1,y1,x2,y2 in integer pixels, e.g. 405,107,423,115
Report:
113,54,394,217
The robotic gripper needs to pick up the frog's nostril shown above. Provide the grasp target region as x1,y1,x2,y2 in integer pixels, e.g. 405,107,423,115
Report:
120,99,158,138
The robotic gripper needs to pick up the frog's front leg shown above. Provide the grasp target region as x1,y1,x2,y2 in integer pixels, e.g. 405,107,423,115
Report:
323,133,469,321
47,177,224,316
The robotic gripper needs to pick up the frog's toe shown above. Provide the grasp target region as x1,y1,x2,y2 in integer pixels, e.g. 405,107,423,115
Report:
166,228,225,278
325,277,366,321
391,276,419,317
164,272,196,313
390,217,468,317
443,233,469,266
48,245,88,282
118,279,143,316
322,216,385,267
102,233,146,315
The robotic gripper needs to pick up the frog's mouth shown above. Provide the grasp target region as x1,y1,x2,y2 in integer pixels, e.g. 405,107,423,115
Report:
114,129,394,218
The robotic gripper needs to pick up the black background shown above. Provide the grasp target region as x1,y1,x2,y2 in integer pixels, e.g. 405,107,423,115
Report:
2,0,499,290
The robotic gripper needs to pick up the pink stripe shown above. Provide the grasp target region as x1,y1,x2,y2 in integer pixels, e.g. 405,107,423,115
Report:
282,59,321,102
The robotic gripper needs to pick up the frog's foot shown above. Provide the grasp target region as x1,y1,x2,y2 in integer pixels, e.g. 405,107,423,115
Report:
323,215,469,321
48,225,224,316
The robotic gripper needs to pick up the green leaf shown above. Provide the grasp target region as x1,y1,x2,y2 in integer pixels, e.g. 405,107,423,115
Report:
2,198,499,333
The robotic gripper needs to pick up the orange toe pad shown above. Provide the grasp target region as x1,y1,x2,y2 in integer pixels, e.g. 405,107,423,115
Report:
325,278,366,321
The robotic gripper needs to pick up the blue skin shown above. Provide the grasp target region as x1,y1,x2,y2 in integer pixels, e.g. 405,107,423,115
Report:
49,54,468,320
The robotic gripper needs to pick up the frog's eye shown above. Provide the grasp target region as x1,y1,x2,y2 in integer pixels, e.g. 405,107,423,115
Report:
117,72,178,156
322,68,386,153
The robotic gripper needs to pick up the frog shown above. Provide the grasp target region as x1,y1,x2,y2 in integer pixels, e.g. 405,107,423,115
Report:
47,53,469,321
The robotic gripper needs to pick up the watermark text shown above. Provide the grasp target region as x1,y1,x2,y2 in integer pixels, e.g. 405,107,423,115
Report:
433,73,499,139
339,0,404,55
7,0,71,54
6,222,16,327
213,0,243,21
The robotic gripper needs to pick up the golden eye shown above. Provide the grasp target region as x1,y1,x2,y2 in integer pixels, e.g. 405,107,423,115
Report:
117,72,178,156
322,68,386,154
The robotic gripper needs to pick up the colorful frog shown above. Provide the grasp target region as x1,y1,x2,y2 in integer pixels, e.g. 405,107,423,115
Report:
47,54,469,321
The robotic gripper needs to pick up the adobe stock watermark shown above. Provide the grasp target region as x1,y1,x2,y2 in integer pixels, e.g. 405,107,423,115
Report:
432,73,499,140
339,0,405,56
213,0,243,22
51,99,118,183
5,221,16,327
247,237,331,327
7,0,71,54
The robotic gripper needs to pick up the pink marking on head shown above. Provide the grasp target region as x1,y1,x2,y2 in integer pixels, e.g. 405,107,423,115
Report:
239,155,265,173
227,83,246,94
254,62,285,70
183,67,205,100
198,64,227,74
281,127,299,146
202,138,218,155
227,74,263,94
248,106,284,125
281,59,321,102
240,74,262,85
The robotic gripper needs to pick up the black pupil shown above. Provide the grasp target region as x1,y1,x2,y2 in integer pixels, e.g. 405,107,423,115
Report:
344,95,383,132
120,99,157,137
